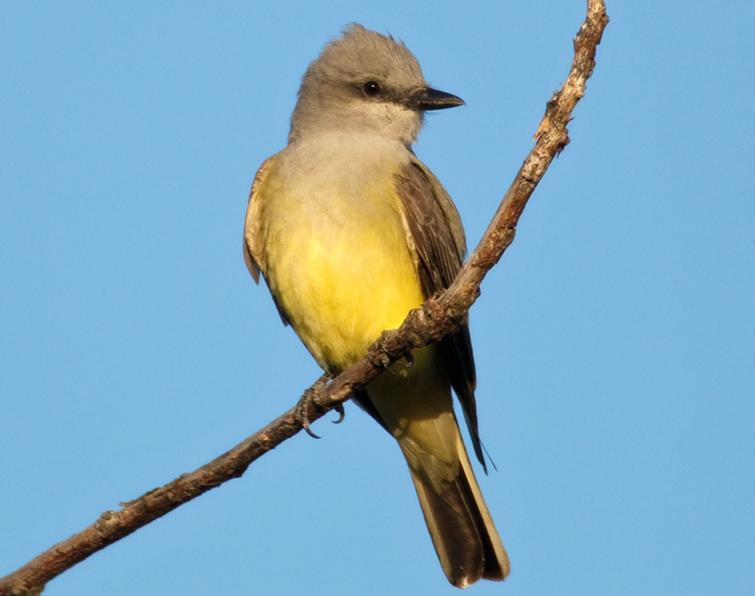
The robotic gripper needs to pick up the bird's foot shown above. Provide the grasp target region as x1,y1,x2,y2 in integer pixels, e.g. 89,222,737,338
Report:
295,373,340,438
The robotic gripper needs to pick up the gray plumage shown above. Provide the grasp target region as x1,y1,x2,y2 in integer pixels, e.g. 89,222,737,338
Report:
290,24,426,144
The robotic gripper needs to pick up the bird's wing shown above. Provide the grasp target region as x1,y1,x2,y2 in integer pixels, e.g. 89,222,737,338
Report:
395,157,486,470
243,157,273,284
243,156,290,326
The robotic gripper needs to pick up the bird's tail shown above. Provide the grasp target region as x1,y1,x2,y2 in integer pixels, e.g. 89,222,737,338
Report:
401,421,510,588
366,346,509,587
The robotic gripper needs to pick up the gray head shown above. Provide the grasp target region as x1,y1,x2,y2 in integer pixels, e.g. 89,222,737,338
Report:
289,24,463,145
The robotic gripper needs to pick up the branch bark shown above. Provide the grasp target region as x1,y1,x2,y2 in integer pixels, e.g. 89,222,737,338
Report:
0,2,608,594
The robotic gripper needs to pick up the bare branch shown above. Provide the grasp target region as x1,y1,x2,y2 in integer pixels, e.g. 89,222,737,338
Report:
0,2,608,594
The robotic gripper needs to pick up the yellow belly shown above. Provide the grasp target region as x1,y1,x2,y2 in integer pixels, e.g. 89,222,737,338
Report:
259,173,425,372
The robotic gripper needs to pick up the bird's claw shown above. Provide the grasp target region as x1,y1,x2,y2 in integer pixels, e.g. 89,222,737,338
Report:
331,403,346,425
301,415,321,439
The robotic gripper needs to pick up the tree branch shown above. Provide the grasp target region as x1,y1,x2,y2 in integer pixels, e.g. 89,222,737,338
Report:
0,2,608,594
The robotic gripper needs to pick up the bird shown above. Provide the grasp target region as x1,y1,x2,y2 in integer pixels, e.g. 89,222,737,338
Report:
243,24,509,588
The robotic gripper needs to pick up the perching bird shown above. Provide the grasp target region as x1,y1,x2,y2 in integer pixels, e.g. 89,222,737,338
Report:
243,24,509,588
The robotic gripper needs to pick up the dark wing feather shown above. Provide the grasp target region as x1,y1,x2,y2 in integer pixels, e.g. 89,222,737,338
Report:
395,158,487,471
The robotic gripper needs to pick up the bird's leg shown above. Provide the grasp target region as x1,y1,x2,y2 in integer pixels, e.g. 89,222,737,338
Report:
294,373,332,438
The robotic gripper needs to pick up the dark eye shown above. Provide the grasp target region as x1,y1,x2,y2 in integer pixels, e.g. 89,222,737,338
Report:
362,80,381,96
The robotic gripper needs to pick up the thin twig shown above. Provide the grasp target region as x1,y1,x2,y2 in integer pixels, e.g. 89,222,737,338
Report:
0,2,608,594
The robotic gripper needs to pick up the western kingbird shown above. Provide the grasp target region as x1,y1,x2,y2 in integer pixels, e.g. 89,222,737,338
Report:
243,24,509,587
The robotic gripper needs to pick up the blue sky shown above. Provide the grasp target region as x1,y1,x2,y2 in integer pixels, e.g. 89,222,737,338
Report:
1,2,753,595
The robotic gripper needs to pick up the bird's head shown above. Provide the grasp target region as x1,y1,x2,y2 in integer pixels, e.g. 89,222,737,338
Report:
289,24,463,145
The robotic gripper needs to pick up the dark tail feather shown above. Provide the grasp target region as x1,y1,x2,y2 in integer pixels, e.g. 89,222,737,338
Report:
408,437,509,588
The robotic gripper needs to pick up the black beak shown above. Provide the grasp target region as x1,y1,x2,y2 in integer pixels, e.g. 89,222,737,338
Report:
405,86,465,111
